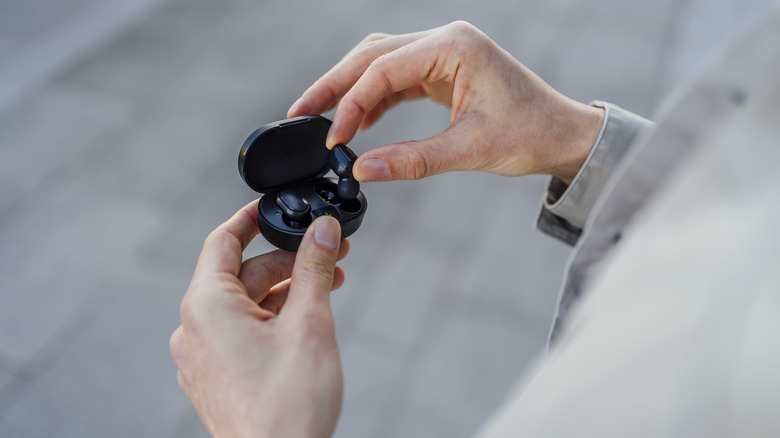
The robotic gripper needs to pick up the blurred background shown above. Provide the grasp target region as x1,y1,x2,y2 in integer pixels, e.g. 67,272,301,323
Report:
0,0,770,436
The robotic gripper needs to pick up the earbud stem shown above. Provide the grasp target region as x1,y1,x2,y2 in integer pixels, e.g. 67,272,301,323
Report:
329,144,361,200
329,144,357,177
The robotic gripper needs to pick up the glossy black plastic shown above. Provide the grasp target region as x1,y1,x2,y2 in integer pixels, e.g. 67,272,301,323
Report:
238,115,367,251
275,189,311,222
329,144,360,200
328,144,357,176
337,177,360,200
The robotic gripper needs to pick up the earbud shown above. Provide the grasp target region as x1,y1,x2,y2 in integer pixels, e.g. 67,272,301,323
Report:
337,177,360,200
328,144,360,200
275,189,311,228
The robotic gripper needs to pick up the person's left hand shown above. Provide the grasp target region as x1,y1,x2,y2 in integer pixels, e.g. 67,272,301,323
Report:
170,200,350,438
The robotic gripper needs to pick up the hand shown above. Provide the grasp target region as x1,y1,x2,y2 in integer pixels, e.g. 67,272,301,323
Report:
288,21,604,185
170,200,349,438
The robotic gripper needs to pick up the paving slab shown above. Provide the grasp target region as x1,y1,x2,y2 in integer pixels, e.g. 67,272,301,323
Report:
0,169,163,361
167,408,211,438
0,82,133,215
0,260,192,437
389,303,547,438
454,176,571,322
332,332,410,438
0,372,13,395
0,34,15,58
352,233,453,350
0,1,95,39
0,0,737,436
0,0,170,115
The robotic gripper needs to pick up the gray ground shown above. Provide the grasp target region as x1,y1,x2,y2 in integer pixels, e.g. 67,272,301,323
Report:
0,0,769,436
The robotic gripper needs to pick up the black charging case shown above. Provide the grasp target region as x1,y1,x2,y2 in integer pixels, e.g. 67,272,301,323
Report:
238,115,367,251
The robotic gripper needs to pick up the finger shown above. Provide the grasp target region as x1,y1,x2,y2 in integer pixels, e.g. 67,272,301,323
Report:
353,114,482,181
326,34,461,148
239,239,350,303
238,249,297,302
287,30,436,118
331,266,346,290
280,216,341,323
169,325,189,369
260,278,292,315
193,200,260,280
259,267,345,315
271,267,345,296
338,238,351,260
269,278,292,296
359,85,428,130
181,200,262,333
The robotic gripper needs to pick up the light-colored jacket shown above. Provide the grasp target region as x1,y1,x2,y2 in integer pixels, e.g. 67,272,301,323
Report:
479,5,780,436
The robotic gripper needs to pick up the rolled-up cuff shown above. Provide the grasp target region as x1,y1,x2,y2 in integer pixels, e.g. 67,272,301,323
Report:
536,101,655,246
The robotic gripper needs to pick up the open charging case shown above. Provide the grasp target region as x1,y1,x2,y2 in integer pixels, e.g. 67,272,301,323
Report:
238,115,367,251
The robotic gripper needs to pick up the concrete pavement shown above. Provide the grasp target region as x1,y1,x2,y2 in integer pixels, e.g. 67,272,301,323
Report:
0,0,765,436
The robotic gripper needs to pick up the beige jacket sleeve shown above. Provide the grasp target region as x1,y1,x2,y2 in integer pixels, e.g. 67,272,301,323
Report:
478,7,780,437
536,101,655,246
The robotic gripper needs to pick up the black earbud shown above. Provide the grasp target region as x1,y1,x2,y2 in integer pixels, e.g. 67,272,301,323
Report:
275,189,311,228
337,177,360,200
328,144,360,200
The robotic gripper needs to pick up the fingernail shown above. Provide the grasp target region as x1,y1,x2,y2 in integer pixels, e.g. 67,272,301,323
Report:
313,217,340,250
287,98,303,116
325,128,336,149
357,158,390,181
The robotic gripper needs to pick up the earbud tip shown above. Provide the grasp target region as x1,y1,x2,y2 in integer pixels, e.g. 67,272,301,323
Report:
338,178,360,200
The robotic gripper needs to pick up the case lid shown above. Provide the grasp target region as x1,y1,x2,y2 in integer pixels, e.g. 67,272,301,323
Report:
238,115,332,193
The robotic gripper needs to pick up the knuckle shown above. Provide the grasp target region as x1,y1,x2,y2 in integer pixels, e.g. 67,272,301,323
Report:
179,294,192,323
179,292,201,331
361,32,389,44
353,32,394,66
446,20,479,36
354,39,384,64
203,228,222,246
203,228,231,252
300,258,335,282
169,329,187,364
367,53,389,72
405,148,430,180
366,55,394,90
442,21,486,50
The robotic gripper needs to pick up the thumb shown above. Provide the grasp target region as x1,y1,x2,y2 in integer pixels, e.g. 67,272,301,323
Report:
281,216,342,326
352,120,478,182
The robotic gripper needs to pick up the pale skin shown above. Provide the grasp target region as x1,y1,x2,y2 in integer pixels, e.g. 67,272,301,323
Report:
288,20,604,185
172,21,605,437
170,203,349,437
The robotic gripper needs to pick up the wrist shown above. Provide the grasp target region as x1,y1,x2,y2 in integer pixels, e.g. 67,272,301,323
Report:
545,100,605,185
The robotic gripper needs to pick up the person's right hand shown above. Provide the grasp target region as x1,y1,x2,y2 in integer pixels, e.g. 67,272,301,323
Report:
287,21,604,185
